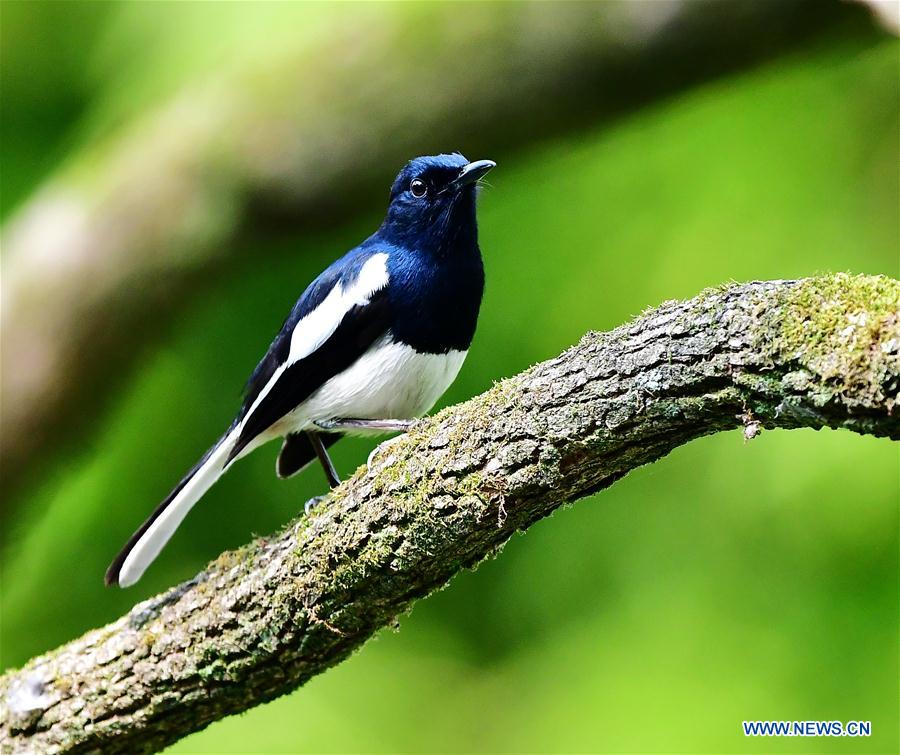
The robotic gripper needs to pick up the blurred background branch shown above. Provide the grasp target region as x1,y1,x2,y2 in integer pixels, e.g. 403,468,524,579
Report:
2,275,897,755
0,0,872,507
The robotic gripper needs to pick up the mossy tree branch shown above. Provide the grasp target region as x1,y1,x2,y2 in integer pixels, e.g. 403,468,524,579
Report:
2,275,898,755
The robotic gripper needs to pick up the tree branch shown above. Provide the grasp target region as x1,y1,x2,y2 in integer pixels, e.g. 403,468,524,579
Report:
2,275,897,754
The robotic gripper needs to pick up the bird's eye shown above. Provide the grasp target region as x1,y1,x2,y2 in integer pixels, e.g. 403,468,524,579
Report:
410,178,427,198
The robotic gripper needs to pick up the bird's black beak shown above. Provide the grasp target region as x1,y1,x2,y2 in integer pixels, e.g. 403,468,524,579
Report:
450,159,496,190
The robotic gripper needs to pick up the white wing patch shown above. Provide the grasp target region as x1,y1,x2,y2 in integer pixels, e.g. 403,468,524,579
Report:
288,252,389,362
238,253,390,433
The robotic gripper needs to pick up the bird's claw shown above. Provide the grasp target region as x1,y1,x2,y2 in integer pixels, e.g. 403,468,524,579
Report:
366,434,407,473
304,494,328,516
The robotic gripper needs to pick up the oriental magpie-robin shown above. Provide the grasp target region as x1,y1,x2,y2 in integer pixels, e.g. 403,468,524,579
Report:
106,153,495,587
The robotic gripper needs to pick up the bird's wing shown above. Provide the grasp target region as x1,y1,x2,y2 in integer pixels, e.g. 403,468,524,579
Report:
226,250,392,463
106,249,390,588
240,251,363,412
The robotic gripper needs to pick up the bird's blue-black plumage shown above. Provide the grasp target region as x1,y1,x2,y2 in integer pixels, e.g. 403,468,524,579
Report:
231,153,486,460
106,152,493,588
277,431,340,478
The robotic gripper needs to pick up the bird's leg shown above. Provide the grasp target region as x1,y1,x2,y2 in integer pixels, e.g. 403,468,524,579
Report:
313,418,417,433
306,430,341,489
309,420,418,499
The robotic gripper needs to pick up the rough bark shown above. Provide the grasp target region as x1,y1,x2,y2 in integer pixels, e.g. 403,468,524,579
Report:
2,275,898,755
0,0,870,500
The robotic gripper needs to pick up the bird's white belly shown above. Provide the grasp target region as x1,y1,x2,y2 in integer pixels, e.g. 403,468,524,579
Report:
285,332,467,435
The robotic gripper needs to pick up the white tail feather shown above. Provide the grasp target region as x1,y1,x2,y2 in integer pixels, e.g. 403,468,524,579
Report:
117,438,234,587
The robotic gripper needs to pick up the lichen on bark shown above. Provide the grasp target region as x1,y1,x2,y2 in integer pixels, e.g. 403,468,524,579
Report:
758,273,899,411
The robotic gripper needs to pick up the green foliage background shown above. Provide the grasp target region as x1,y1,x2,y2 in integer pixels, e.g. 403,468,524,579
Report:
1,3,897,753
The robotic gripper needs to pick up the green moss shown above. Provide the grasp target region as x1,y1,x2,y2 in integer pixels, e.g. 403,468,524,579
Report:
366,378,519,503
760,274,900,408
368,440,417,495
140,629,158,650
197,658,229,683
217,540,257,568
455,471,485,496
293,375,517,581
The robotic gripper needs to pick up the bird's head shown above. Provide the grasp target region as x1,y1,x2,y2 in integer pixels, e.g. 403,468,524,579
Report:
382,153,495,255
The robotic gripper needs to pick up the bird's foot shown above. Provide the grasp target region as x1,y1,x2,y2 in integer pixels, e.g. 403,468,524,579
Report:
304,494,329,516
314,418,417,434
366,434,408,473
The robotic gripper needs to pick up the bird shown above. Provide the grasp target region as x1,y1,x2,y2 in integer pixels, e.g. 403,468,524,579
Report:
105,153,495,588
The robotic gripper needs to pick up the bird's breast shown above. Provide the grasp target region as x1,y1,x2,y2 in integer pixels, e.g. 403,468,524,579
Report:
290,332,467,432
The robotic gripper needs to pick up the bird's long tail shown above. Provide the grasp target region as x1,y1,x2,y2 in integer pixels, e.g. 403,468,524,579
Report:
105,429,239,588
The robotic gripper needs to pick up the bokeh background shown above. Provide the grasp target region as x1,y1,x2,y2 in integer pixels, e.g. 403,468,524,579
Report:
1,2,898,753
